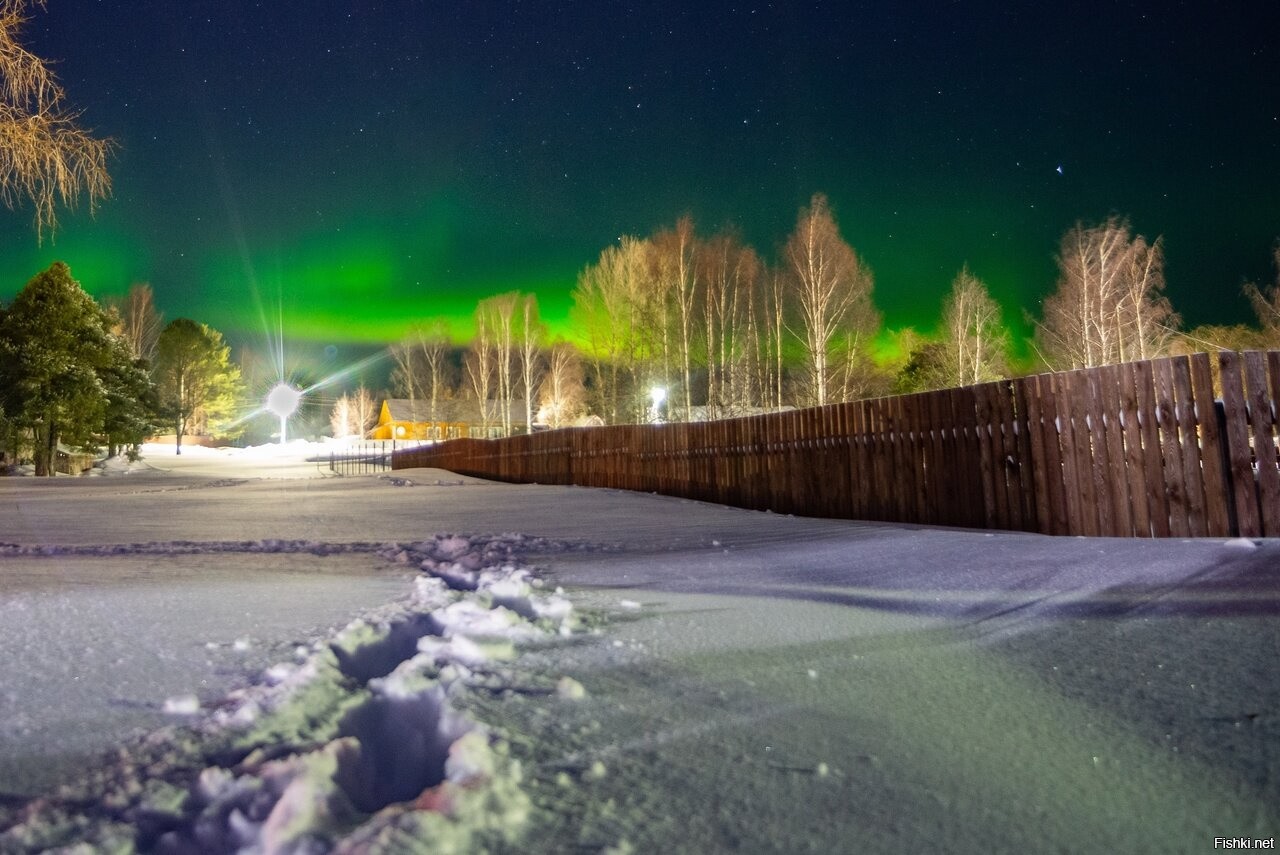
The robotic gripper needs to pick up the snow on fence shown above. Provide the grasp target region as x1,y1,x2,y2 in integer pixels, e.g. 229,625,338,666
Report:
392,350,1280,538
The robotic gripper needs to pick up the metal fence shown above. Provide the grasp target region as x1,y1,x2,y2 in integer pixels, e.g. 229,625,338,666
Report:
326,441,397,475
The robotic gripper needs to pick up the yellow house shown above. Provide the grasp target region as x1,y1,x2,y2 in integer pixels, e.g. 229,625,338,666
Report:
371,399,468,440
371,398,535,440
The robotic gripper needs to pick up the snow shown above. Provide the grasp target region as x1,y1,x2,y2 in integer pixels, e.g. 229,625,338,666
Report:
1,440,1277,852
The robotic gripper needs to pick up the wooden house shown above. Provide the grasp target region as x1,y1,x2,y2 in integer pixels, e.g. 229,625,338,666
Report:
371,398,534,440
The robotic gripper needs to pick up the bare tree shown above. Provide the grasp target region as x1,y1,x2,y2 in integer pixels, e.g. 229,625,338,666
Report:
651,215,699,420
699,231,761,416
516,293,544,432
476,293,519,435
1034,217,1177,369
389,319,453,429
104,283,163,364
1243,244,1280,346
465,308,496,435
0,0,114,240
783,193,878,406
538,340,587,428
329,395,353,439
937,266,1009,387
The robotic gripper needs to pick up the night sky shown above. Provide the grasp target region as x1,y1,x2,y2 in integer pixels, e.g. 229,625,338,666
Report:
2,1,1278,365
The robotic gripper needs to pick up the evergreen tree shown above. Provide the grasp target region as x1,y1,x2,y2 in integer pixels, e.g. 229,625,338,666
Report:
0,262,116,474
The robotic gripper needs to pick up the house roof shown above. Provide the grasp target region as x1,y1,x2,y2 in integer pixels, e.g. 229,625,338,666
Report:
380,398,530,424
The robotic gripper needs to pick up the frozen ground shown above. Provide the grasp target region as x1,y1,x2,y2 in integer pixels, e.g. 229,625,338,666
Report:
0,441,1277,852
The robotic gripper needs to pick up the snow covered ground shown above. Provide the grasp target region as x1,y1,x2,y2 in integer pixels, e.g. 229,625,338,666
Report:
1,441,1277,852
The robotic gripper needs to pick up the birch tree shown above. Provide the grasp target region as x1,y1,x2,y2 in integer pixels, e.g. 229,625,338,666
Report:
1035,217,1176,369
104,283,163,364
538,341,587,428
937,266,1008,387
651,216,699,420
517,293,544,432
699,231,761,416
390,319,453,427
783,193,878,406
476,293,518,435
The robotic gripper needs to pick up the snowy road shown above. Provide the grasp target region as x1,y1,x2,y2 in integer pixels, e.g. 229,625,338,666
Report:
2,443,1278,852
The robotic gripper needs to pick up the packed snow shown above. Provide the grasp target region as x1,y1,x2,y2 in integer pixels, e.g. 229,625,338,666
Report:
0,440,1277,852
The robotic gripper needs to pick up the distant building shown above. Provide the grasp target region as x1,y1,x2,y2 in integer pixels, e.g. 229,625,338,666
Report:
371,398,535,440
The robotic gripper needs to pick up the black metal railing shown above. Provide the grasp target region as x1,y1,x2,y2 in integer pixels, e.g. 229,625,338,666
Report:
326,441,396,475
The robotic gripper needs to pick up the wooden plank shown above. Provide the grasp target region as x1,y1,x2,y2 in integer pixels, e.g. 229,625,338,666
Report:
1098,364,1134,536
1022,375,1053,534
1220,352,1259,535
1190,352,1232,536
898,395,922,524
850,401,870,520
993,380,1024,531
1152,358,1192,537
931,391,952,524
1117,362,1152,537
1268,351,1280,535
827,405,852,519
958,385,987,529
970,383,998,528
1042,373,1071,535
1009,379,1038,531
1244,351,1280,536
1132,359,1171,537
1082,366,1116,536
1051,371,1087,535
1171,356,1209,537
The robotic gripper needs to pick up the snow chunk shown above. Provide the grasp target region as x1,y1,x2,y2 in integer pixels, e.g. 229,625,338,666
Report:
162,694,200,715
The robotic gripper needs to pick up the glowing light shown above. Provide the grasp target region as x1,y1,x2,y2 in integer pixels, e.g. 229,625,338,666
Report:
649,386,666,423
266,383,302,444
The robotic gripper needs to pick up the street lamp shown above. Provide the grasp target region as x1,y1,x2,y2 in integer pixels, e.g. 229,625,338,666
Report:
265,383,302,444
649,386,667,423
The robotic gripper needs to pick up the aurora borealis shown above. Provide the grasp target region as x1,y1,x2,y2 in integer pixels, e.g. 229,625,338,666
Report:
1,1,1277,363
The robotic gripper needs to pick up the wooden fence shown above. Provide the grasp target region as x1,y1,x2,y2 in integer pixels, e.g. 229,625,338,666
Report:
392,351,1280,538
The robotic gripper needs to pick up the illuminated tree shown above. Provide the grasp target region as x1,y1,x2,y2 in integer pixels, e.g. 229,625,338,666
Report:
936,266,1009,387
465,306,496,434
330,385,377,438
651,215,699,420
1243,244,1280,347
538,341,587,428
153,318,241,454
516,293,544,432
783,193,879,406
0,261,117,474
571,236,651,423
0,0,114,240
1034,217,1177,369
474,293,521,435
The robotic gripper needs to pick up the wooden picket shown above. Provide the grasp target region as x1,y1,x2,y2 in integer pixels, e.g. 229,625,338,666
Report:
394,351,1280,538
